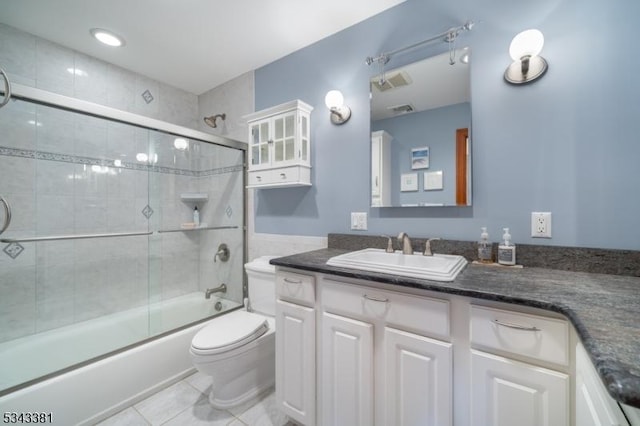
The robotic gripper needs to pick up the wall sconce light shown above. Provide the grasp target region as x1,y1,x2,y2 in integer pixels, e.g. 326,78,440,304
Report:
504,29,548,85
324,90,351,124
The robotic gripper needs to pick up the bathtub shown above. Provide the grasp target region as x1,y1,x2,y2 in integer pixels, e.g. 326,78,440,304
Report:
0,292,241,425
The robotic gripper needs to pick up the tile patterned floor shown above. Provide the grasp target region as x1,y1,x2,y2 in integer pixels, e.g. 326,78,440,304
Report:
96,371,290,426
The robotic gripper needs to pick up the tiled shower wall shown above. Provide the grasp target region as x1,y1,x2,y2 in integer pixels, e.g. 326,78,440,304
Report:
0,23,198,128
0,23,244,343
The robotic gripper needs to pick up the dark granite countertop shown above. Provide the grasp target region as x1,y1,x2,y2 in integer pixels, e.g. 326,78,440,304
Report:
270,247,640,409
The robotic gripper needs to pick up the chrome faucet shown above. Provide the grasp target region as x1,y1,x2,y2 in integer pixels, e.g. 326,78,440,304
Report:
205,283,227,299
397,232,413,254
382,235,394,253
423,238,441,256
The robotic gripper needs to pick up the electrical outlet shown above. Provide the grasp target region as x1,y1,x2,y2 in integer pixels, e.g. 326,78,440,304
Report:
531,212,552,238
350,212,368,231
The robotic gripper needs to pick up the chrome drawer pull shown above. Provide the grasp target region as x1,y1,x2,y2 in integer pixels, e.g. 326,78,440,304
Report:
363,294,389,303
283,278,303,284
493,319,540,332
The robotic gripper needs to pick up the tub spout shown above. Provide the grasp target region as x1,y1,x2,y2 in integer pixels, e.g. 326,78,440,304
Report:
205,283,227,299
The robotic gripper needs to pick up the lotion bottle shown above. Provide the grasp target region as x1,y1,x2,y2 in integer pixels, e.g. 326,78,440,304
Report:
477,227,492,263
193,206,200,227
498,228,516,266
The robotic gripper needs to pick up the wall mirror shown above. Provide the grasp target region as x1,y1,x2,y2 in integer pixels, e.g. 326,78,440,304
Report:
370,48,471,207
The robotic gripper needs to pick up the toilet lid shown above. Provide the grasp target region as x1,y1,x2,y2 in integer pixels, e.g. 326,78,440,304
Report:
192,310,269,355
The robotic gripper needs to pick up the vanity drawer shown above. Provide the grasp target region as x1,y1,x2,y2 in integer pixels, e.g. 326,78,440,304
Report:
322,279,450,339
276,270,315,306
470,305,569,366
248,169,276,186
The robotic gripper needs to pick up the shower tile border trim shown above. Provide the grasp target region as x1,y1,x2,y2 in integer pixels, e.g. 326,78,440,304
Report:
0,146,243,177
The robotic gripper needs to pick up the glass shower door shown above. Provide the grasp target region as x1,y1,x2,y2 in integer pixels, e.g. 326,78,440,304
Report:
146,130,245,336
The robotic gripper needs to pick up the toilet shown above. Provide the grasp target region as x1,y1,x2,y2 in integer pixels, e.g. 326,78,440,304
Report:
190,256,277,409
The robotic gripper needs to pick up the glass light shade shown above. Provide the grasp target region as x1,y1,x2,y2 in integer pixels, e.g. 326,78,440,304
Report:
509,29,544,60
173,138,189,150
325,90,344,109
90,28,125,47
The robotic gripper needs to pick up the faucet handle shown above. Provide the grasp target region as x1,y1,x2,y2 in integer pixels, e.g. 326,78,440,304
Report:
382,235,394,253
423,238,441,256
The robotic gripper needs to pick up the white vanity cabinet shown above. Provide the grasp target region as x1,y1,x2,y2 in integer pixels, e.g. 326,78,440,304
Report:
469,305,571,426
575,341,630,426
245,100,313,188
275,270,316,426
371,130,392,207
319,278,452,426
274,266,636,426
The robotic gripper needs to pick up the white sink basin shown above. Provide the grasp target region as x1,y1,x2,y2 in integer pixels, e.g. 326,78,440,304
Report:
326,248,467,282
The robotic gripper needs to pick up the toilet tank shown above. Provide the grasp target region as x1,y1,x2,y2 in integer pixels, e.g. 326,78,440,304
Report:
245,256,277,316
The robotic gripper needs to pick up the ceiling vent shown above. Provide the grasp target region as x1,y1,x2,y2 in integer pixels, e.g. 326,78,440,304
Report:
372,70,412,92
388,104,415,114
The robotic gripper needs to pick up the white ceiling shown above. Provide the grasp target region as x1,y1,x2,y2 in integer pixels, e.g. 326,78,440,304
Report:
0,0,405,95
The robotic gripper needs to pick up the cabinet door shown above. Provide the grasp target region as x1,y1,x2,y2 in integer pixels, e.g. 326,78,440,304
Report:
322,312,374,426
371,134,382,198
471,350,569,426
576,343,629,426
249,119,271,168
276,300,315,426
272,112,296,165
384,327,452,426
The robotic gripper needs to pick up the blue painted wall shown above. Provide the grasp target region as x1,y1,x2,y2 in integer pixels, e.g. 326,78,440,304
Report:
254,0,640,250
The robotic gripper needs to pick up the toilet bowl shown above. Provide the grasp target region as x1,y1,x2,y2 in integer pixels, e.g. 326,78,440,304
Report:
189,256,277,409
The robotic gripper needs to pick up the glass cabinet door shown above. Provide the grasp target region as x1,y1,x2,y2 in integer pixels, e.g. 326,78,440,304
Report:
272,112,296,165
250,121,270,166
300,115,309,163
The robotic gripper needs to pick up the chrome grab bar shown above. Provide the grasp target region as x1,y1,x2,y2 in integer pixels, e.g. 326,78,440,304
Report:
0,196,11,235
0,230,153,243
493,319,540,332
0,67,11,108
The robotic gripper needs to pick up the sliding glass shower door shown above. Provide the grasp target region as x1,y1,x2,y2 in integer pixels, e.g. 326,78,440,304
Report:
0,97,245,394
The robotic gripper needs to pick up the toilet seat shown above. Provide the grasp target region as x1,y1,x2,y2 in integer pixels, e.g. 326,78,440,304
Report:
191,310,268,355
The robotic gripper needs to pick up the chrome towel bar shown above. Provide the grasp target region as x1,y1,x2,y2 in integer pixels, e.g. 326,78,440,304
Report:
0,196,11,236
0,231,153,243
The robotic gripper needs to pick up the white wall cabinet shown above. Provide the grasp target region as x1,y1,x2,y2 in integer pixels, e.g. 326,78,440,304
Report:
275,271,316,426
371,130,392,207
245,100,313,188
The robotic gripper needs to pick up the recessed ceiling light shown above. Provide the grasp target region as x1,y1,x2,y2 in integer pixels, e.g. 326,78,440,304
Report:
90,28,125,47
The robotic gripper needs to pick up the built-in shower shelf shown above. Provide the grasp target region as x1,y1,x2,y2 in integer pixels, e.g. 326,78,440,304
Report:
157,225,238,234
180,193,208,203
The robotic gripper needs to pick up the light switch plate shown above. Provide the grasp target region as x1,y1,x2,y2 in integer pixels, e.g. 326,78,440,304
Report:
351,212,368,230
531,212,552,238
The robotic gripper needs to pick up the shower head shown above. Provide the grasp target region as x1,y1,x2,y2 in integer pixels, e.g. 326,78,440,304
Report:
204,113,226,128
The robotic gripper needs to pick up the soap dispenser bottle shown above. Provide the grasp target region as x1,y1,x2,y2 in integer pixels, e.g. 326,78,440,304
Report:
193,206,200,227
478,227,493,263
498,228,516,266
